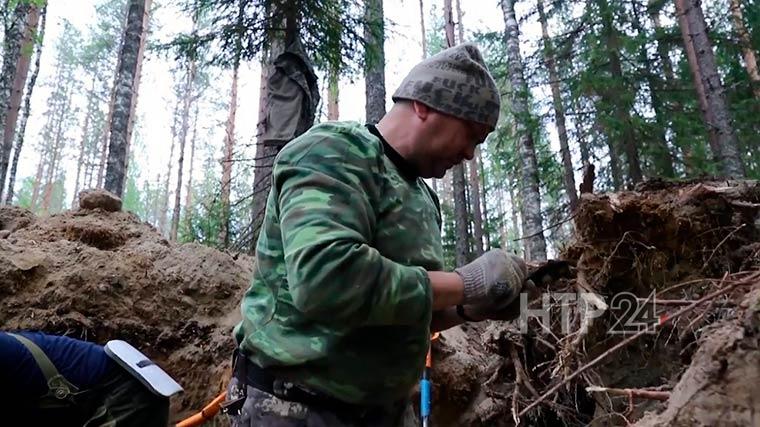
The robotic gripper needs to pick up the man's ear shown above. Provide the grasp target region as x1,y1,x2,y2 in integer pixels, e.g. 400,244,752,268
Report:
411,100,430,120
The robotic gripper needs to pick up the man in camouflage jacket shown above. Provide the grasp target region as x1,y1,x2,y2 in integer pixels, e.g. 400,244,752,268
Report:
226,43,533,427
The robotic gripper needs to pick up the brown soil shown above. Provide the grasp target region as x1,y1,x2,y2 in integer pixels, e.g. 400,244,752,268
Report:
0,206,251,421
1,180,759,426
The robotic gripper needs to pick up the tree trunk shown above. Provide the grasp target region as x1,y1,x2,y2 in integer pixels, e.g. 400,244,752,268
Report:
250,58,274,252
0,3,30,201
537,0,577,208
218,66,238,247
73,79,96,207
419,0,427,58
455,0,464,43
631,0,675,178
674,0,719,164
479,151,490,250
444,0,470,265
443,0,455,47
501,0,546,261
729,0,760,99
675,0,745,177
104,0,149,197
598,0,642,186
160,103,178,234
42,94,71,213
327,67,339,120
170,61,195,241
469,147,484,256
572,98,591,168
184,103,199,240
597,115,623,189
364,0,386,124
6,4,45,205
3,4,40,197
125,0,152,163
454,0,484,256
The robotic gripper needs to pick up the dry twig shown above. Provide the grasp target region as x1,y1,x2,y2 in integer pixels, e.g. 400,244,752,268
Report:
585,386,670,401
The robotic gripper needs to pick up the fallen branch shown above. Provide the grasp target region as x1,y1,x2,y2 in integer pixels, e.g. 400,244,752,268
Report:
586,386,670,401
517,273,757,417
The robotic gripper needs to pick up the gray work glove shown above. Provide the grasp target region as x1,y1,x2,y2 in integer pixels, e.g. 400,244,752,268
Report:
463,279,539,322
455,249,527,307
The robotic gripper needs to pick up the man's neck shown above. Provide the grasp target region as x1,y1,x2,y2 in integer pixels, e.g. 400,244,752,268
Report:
375,115,415,162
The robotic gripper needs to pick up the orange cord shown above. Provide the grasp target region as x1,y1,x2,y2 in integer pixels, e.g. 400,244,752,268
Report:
175,391,227,427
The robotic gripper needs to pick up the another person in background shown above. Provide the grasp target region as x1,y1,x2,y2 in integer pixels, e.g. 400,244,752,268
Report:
0,330,170,426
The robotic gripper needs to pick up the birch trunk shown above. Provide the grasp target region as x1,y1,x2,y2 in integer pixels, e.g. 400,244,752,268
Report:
6,5,45,204
0,3,30,200
501,0,546,261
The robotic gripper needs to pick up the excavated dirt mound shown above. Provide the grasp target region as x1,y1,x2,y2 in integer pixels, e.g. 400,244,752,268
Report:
0,205,252,421
430,180,760,426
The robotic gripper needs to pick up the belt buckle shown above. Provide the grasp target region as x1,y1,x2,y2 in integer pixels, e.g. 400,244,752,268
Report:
220,396,246,415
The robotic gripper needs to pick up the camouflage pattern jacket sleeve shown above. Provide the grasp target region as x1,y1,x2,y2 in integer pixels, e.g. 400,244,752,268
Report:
235,122,444,404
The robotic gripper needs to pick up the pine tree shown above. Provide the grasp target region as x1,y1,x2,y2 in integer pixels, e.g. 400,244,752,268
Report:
675,0,745,177
537,0,577,207
219,66,238,246
104,0,151,196
364,0,385,124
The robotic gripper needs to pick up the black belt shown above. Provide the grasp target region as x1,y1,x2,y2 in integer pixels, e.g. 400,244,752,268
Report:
233,351,368,415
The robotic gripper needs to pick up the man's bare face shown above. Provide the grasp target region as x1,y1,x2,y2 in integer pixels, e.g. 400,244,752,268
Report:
416,111,492,179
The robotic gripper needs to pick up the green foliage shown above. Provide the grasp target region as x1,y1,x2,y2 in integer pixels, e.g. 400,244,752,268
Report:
166,0,369,75
14,176,35,209
179,144,225,246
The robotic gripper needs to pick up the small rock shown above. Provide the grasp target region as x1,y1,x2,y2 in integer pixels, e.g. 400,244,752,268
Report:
0,230,10,239
79,189,122,212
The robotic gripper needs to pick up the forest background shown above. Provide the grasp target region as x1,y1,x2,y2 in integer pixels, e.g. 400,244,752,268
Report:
1,0,758,269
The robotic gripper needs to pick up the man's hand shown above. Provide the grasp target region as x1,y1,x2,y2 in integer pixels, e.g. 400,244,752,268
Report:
455,249,527,307
463,279,540,321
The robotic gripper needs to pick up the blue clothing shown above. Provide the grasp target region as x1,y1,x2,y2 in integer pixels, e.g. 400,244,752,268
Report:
0,331,115,400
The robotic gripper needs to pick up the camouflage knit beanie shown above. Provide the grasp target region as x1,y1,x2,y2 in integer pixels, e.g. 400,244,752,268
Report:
392,43,500,129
